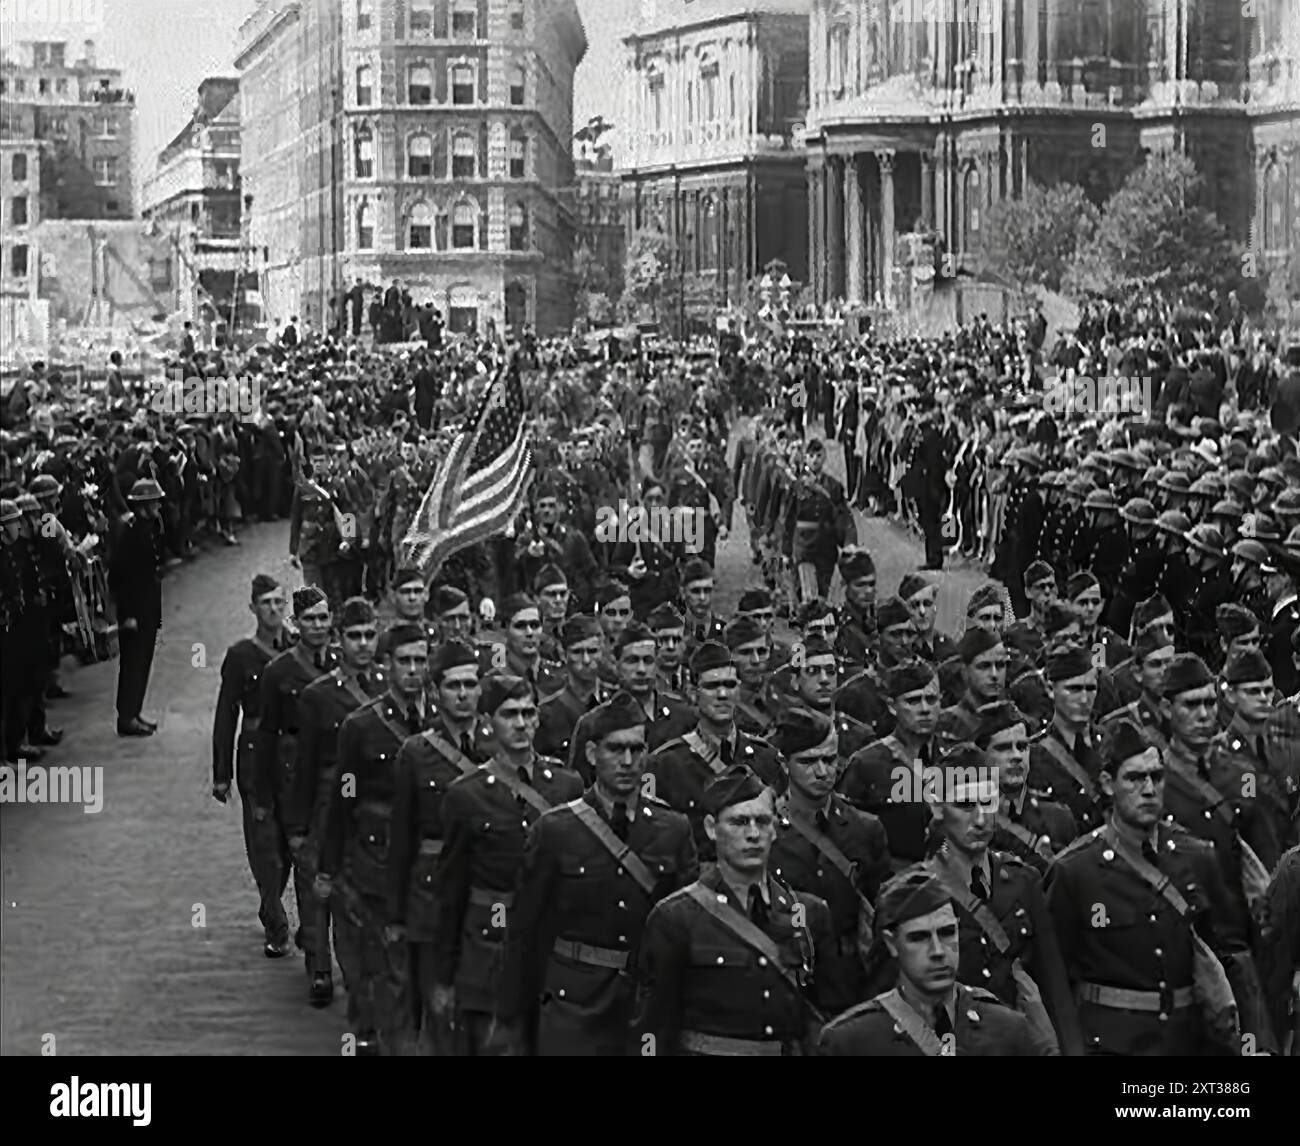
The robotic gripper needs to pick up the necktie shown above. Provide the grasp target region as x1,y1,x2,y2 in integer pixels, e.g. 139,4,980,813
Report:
720,739,734,767
970,868,989,901
357,672,369,693
461,732,474,758
407,706,421,733
1255,738,1266,762
1005,800,1019,823
933,1005,954,1037
610,801,630,842
747,886,769,929
1141,840,1161,867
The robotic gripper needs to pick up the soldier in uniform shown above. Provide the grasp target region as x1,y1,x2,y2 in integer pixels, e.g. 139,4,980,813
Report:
317,622,429,1055
647,602,689,695
254,586,339,959
110,478,167,737
569,623,695,784
1264,554,1300,698
936,628,1008,750
734,587,792,667
1099,629,1174,755
818,869,1043,1056
1256,845,1300,1054
1045,721,1264,1055
535,615,611,761
211,573,295,957
781,437,855,604
498,692,698,1056
769,707,890,1015
835,549,877,668
774,634,877,754
287,597,385,1008
387,640,495,1055
679,558,726,652
631,766,835,1055
835,599,918,740
532,564,571,662
429,585,476,646
377,568,435,663
647,640,784,861
1228,541,1275,631
726,616,776,736
593,580,633,685
432,675,583,1055
898,572,958,666
1066,571,1131,671
1027,645,1104,833
478,593,565,699
1108,498,1163,640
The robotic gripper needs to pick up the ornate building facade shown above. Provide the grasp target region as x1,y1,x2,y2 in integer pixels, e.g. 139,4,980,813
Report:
805,0,1300,307
620,0,811,328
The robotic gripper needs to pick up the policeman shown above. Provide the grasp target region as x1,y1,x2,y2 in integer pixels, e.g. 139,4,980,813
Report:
109,477,167,737
835,549,877,667
535,614,611,761
1045,721,1260,1055
769,707,890,1015
432,675,583,1055
387,640,495,1055
479,593,565,699
1027,645,1104,833
646,603,689,694
211,573,294,957
936,628,1008,749
817,869,1042,1056
288,596,386,1008
632,766,835,1055
318,622,429,1055
648,642,783,862
725,616,776,735
255,585,338,958
499,692,698,1056
1099,629,1174,754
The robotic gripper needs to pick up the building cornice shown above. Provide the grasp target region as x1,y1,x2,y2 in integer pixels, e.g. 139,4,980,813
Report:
235,2,301,70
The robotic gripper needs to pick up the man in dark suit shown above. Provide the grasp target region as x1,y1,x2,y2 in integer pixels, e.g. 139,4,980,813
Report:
907,397,949,571
109,478,167,736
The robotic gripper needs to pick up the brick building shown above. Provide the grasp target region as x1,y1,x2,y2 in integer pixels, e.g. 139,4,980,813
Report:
804,0,1300,308
237,0,587,336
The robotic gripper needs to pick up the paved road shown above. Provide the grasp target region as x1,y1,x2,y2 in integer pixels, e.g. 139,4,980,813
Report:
1,439,985,1056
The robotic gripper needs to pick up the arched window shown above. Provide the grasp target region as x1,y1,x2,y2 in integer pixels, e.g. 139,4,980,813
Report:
1264,163,1286,251
452,200,476,249
452,132,476,178
408,133,433,177
508,203,528,250
357,201,374,249
508,63,526,106
409,64,432,104
509,132,527,179
408,201,434,249
699,50,719,122
356,65,373,105
452,62,475,105
354,123,374,178
963,165,982,248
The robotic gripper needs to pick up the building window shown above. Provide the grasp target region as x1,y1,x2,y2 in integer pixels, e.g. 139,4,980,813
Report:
355,124,375,178
409,0,434,33
509,0,525,32
509,134,526,179
357,65,373,105
46,115,68,139
452,0,477,40
96,114,117,137
94,156,118,186
452,132,476,178
700,60,719,122
12,196,28,226
11,244,28,277
963,166,982,247
1264,164,1285,250
408,133,433,177
829,23,849,93
452,200,476,248
408,63,432,104
14,79,25,94
356,0,373,31
509,64,525,106
357,202,374,249
729,74,736,120
408,201,434,248
56,78,67,94
452,62,474,105
50,43,65,66
508,203,528,250
649,72,664,132
11,153,27,181
39,78,50,95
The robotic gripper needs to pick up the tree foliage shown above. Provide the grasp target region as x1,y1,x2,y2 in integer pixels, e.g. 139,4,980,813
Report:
978,180,1099,294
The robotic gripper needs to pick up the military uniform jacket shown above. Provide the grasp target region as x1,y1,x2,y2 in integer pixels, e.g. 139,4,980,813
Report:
770,795,890,1015
835,663,897,742
734,682,777,737
535,680,612,762
254,643,338,811
835,603,875,668
646,727,784,859
497,788,699,1049
479,646,567,702
1212,727,1292,864
569,690,697,786
212,631,292,792
433,754,584,1013
817,983,1041,1056
1256,845,1300,1047
631,868,834,1055
1099,694,1169,755
1267,593,1300,699
683,611,726,657
839,736,940,872
1028,724,1104,834
108,515,164,629
937,695,984,752
995,789,1078,874
387,713,495,941
781,471,855,562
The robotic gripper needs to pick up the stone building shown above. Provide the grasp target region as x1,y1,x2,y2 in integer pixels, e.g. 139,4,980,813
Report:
0,138,43,355
574,145,625,311
237,0,587,336
804,0,1300,308
620,0,811,329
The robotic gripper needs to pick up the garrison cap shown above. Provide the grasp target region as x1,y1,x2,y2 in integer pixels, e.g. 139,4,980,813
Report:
736,587,774,613
723,616,766,650
250,573,281,600
560,614,603,647
876,869,953,933
1163,653,1215,698
1132,595,1173,632
338,597,376,628
1216,602,1261,639
429,640,479,679
479,674,534,715
838,549,876,580
967,583,1004,616
587,692,648,742
502,592,539,622
430,585,469,615
797,635,836,661
533,564,567,591
646,603,684,631
1133,627,1174,662
772,707,836,758
391,567,425,590
614,621,656,656
595,580,631,606
1046,644,1094,683
680,558,714,586
1043,603,1078,636
1103,720,1153,770
704,766,768,815
796,596,836,626
886,659,936,698
293,585,328,614
385,622,428,652
878,597,913,631
1023,560,1056,588
897,572,932,601
975,700,1028,746
690,640,733,678
1223,649,1272,686
957,626,1003,663
1065,571,1100,599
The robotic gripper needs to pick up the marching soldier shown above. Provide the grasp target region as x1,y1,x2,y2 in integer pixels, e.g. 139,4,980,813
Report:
428,585,476,645
318,621,430,1055
769,707,890,1014
834,598,919,738
593,581,633,685
432,676,583,1055
211,573,295,957
532,564,571,661
936,628,1008,750
498,692,698,1055
1099,629,1174,755
726,616,776,736
478,593,565,699
646,603,689,694
734,587,792,667
631,766,835,1055
287,596,386,1009
818,869,1042,1056
387,641,496,1055
679,558,725,652
1027,645,1105,833
377,568,435,660
535,615,611,761
781,437,855,604
835,549,877,668
771,635,876,754
897,572,958,666
1066,571,1132,670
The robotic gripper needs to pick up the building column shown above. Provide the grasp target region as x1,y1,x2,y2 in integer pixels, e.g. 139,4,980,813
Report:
1023,0,1039,95
920,151,935,228
807,167,818,303
845,154,864,304
877,150,896,307
826,155,844,299
750,32,760,137
1044,0,1060,95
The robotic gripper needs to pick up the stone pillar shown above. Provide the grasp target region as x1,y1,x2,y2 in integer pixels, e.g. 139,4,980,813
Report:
808,166,820,303
920,151,935,227
809,6,821,110
827,155,844,299
1023,0,1039,95
846,154,864,303
750,33,761,137
877,150,896,307
1044,0,1060,98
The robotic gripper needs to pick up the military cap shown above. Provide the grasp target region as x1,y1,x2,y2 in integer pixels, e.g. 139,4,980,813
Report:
1223,649,1272,686
975,700,1028,746
587,692,648,742
1103,720,1153,770
680,558,714,586
0,499,21,523
1188,473,1223,499
1163,653,1214,698
594,580,631,606
1184,524,1227,559
560,614,603,647
805,437,826,456
533,564,567,591
690,640,733,678
249,573,281,601
614,621,656,656
1023,560,1056,588
1132,595,1173,634
127,477,165,501
723,616,766,651
876,869,953,933
1156,509,1192,536
772,707,835,759
838,549,876,580
1231,540,1277,573
957,626,1003,663
29,473,61,498
1065,571,1100,599
391,567,425,590
501,592,539,623
1286,525,1300,557
385,622,427,652
1275,488,1300,516
430,585,469,615
736,587,773,613
1043,602,1078,637
293,585,328,614
1084,488,1119,512
338,597,376,628
479,674,533,715
704,766,768,815
640,475,666,498
897,572,931,601
429,639,479,679
1120,497,1157,525
798,635,836,661
1210,498,1243,522
645,603,684,631
1046,644,1094,683
1159,471,1191,495
934,744,997,803
1244,513,1282,543
966,583,1004,617
1133,627,1174,662
1141,465,1168,488
1226,472,1255,504
1258,466,1287,489
1111,449,1144,473
795,596,836,626
886,660,936,698
878,597,914,631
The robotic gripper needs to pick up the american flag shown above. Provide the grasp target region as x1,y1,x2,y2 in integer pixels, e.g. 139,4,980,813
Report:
400,357,533,579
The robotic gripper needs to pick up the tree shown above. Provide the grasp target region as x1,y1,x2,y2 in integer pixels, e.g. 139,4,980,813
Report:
978,180,1099,294
620,228,670,323
1063,152,1242,308
573,243,613,326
